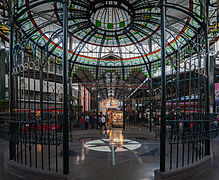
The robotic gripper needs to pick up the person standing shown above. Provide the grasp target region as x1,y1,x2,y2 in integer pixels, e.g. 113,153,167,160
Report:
90,115,94,129
101,115,107,130
106,115,109,125
92,115,97,130
98,115,101,130
85,114,89,130
80,116,85,130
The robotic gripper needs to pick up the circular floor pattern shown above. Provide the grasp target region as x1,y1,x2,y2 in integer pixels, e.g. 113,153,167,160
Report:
84,138,141,152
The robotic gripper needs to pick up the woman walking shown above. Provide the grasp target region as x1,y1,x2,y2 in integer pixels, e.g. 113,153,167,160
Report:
101,115,107,130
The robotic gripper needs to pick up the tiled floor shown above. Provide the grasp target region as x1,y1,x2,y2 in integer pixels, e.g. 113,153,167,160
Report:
196,135,219,180
0,138,21,180
0,129,219,180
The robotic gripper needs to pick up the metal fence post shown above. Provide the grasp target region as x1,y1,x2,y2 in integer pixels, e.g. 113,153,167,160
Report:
160,0,166,172
63,0,69,174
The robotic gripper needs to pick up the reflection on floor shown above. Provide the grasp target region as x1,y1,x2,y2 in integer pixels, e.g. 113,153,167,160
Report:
3,129,219,179
66,128,160,180
83,129,142,153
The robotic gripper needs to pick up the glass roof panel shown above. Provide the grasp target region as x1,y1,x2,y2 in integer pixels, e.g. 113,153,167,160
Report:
8,0,217,72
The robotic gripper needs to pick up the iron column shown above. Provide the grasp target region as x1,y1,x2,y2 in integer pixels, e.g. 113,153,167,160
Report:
9,0,16,161
0,40,6,100
69,36,73,132
62,0,69,174
84,86,86,113
96,80,99,126
160,0,166,172
123,80,126,130
149,63,153,131
205,0,210,155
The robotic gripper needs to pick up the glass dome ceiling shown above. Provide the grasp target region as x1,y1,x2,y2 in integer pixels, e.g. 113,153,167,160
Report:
90,1,133,31
14,0,218,71
2,0,216,101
